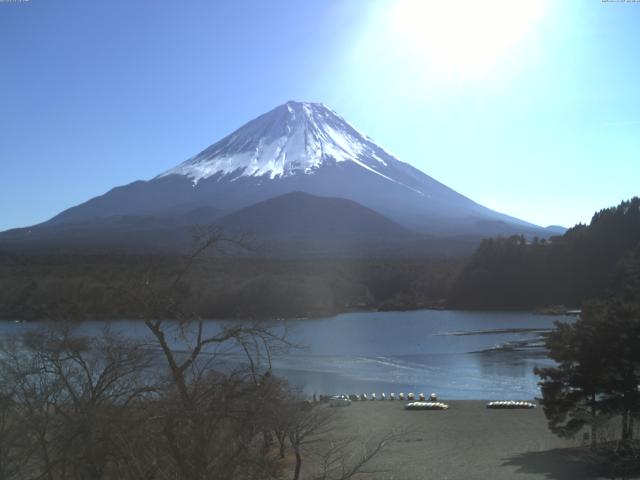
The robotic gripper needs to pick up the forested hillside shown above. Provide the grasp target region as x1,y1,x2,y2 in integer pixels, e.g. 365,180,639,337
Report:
451,197,640,309
5,198,638,320
0,252,459,320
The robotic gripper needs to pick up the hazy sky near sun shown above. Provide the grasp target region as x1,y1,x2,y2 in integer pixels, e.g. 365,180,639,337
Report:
1,0,638,231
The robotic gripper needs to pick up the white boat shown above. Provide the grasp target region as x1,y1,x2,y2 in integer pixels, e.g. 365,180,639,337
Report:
405,401,449,410
486,400,536,409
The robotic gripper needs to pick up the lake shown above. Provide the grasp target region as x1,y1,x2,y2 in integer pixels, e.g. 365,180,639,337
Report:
275,310,568,400
2,310,571,400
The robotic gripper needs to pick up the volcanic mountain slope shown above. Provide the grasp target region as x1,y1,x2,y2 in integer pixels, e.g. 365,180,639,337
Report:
2,192,468,257
43,102,543,232
0,207,224,252
0,101,555,254
218,192,411,239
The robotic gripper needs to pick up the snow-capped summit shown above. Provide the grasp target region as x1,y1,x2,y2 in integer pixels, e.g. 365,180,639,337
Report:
160,101,415,191
22,100,547,240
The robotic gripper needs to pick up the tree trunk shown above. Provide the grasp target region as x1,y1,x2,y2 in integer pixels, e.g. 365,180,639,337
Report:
622,409,629,441
38,432,55,480
591,392,597,449
293,447,302,480
276,431,286,458
262,430,273,454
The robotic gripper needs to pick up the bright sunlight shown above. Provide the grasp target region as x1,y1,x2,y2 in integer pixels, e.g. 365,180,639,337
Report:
385,0,547,79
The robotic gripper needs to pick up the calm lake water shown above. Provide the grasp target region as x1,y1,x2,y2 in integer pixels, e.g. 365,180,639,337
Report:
2,310,572,400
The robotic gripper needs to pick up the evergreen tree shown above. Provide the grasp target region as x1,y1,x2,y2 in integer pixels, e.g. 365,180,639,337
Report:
535,305,610,448
536,298,640,447
452,197,640,310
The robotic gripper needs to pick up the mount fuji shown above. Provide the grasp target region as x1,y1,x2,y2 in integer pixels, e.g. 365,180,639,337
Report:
1,101,555,255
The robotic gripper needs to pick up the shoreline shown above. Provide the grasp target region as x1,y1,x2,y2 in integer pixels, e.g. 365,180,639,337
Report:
0,305,581,323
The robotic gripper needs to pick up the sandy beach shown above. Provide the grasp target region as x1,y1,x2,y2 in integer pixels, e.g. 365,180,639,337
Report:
313,400,608,480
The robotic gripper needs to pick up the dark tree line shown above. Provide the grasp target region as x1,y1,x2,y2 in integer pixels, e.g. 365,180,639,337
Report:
451,197,640,310
0,251,461,321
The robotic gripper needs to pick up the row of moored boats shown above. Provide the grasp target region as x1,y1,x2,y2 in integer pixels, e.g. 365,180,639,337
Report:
328,392,437,404
327,394,536,410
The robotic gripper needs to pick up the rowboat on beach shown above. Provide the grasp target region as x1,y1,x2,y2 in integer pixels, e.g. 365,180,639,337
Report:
486,401,536,409
404,401,449,410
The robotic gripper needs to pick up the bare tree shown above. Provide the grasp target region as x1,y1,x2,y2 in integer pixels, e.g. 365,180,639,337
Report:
0,389,24,480
287,404,334,480
134,311,291,480
311,431,401,480
0,230,397,480
281,400,401,480
0,324,156,480
131,231,292,480
0,330,65,480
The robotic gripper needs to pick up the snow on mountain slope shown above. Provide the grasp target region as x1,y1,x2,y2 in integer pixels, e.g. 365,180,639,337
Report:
159,101,422,195
18,100,548,239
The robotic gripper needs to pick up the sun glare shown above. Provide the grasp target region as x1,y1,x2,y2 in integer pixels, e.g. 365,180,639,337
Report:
385,0,546,80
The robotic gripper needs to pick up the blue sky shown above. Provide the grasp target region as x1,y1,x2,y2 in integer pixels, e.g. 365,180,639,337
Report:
1,0,638,231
